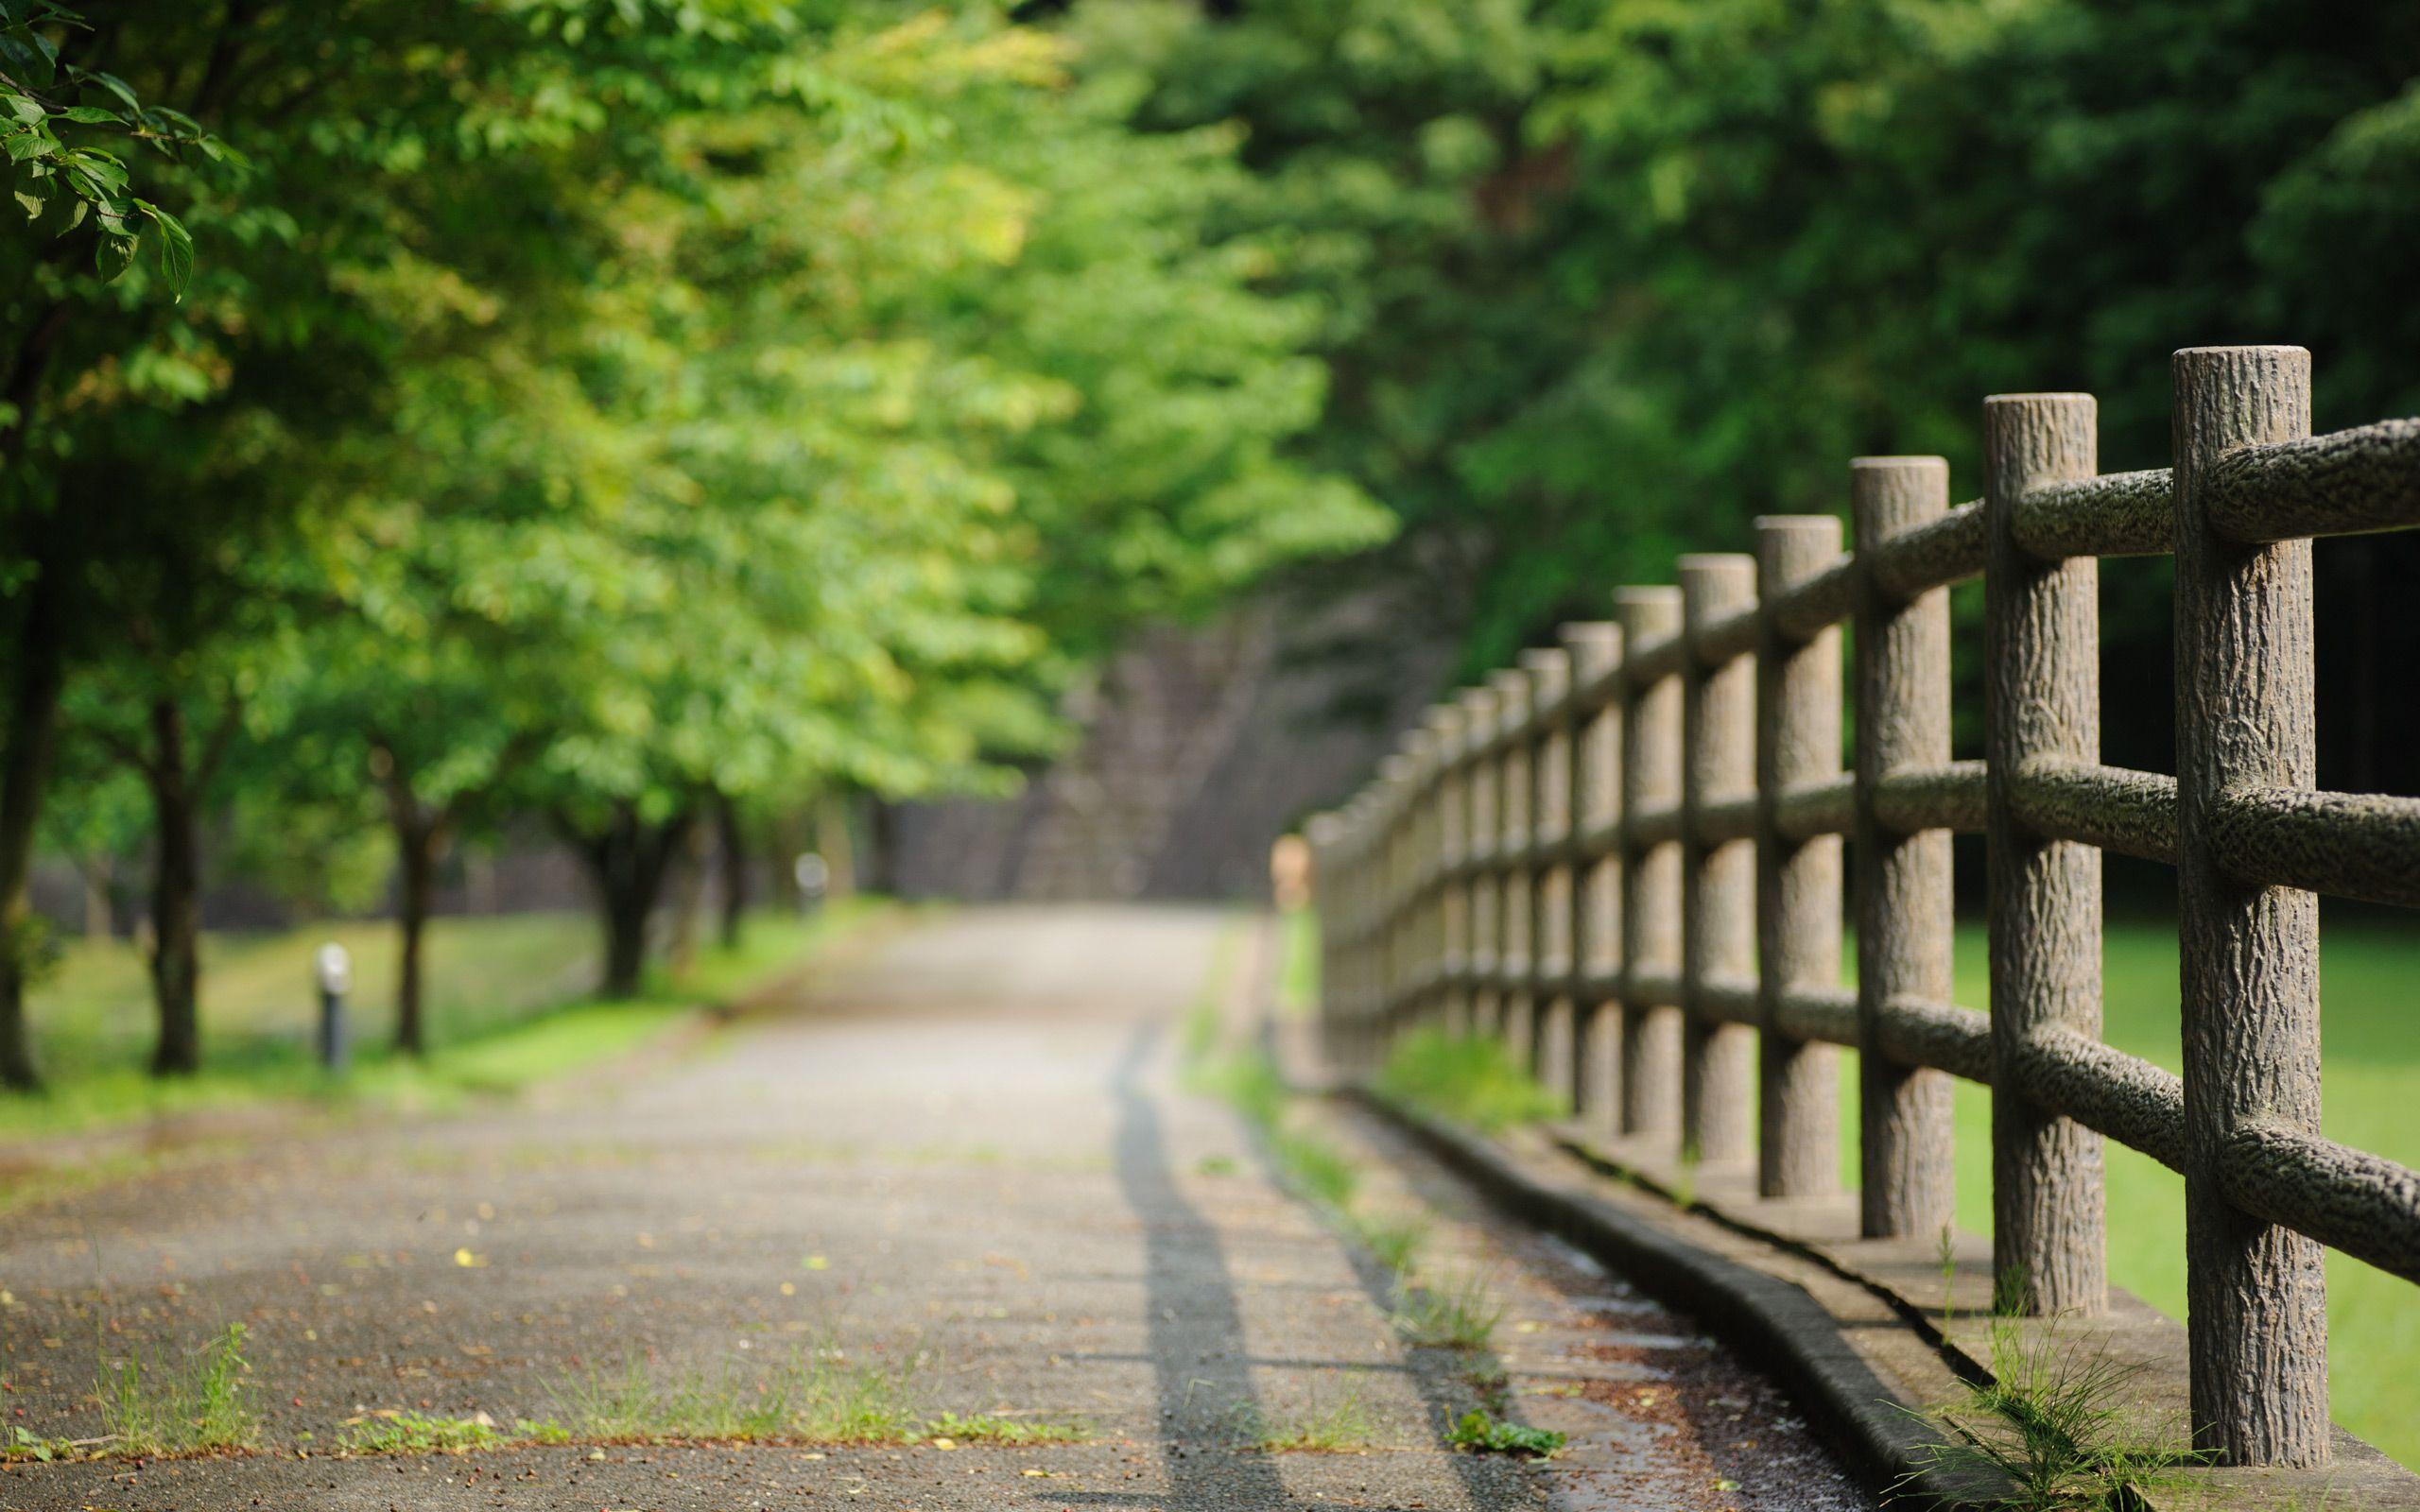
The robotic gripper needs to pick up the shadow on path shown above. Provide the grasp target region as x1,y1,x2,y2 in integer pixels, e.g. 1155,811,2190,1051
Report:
1098,1018,1293,1510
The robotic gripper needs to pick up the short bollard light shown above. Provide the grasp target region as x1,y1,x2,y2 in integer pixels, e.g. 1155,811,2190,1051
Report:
315,941,352,1071
792,852,829,915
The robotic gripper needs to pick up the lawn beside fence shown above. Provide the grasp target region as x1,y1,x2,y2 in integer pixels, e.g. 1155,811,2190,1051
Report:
2,902,886,1147
1283,905,2420,1469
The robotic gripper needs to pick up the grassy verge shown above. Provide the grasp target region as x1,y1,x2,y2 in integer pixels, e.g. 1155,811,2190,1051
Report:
1829,911,2420,1469
0,901,890,1153
1317,902,2417,1467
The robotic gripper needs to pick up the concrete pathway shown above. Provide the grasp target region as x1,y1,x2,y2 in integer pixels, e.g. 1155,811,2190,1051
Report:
0,906,1870,1511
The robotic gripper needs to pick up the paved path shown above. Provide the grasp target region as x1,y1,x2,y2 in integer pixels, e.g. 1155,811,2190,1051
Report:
0,907,1869,1511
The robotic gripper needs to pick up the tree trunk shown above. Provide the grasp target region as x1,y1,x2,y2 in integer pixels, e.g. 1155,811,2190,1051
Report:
666,820,704,977
376,747,449,1058
146,698,203,1077
0,590,66,1091
567,803,693,1000
817,791,857,901
78,857,112,940
393,817,442,1057
715,792,747,950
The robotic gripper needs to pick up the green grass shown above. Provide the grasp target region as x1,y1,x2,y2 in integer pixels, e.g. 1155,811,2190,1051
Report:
1899,1317,2207,1511
0,902,886,1148
920,1411,1092,1446
1443,1408,1564,1457
1276,905,1320,1019
98,1323,256,1459
1349,1210,1430,1276
556,1345,923,1444
1233,1380,1376,1452
337,1410,569,1454
1826,909,2420,1469
1374,1029,1565,1133
1391,1268,1505,1350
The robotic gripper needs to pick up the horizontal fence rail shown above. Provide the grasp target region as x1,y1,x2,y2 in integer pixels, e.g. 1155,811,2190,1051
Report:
1306,346,2420,1471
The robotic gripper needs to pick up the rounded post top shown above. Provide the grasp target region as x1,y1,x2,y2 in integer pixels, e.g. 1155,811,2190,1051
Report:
1559,619,1622,674
1679,552,1756,617
1850,455,1948,472
1615,585,1684,638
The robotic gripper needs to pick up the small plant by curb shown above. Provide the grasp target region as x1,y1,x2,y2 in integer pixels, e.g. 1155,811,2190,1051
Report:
1232,1383,1376,1452
922,1412,1092,1446
1445,1409,1564,1457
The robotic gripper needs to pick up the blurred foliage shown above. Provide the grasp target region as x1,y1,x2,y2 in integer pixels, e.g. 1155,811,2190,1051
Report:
1079,0,2420,783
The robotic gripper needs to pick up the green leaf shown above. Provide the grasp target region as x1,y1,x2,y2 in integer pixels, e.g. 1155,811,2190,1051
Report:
94,229,133,282
140,198,192,296
11,186,39,217
75,67,141,116
2,126,50,162
53,105,121,125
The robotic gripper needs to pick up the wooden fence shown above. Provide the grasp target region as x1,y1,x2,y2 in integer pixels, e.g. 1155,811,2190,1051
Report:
1307,346,2420,1469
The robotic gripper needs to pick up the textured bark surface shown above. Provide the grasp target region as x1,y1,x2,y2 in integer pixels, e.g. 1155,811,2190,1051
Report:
1852,458,1957,1241
2207,784,2420,908
1754,518,1843,1199
2012,467,2174,559
1867,499,1986,599
1490,668,1533,1051
1460,686,1500,1035
1983,395,2107,1318
1433,705,1468,1034
2206,414,2420,543
1563,623,1623,1127
1680,557,1757,1169
2174,346,2329,1467
1616,587,1685,1148
2221,1119,2420,1285
2008,758,2179,865
0,593,63,1091
1523,648,1573,1083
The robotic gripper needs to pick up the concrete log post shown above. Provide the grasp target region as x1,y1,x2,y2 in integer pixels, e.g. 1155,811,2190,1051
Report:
1307,813,1341,1068
1983,394,2105,1316
1853,458,1958,1238
1563,622,1624,1128
1490,668,1534,1058
1617,587,1685,1149
1523,647,1575,1091
1461,687,1501,1039
2173,346,2327,1467
1681,556,1758,1170
1430,705,1468,1036
1376,751,1413,1070
1754,517,1844,1199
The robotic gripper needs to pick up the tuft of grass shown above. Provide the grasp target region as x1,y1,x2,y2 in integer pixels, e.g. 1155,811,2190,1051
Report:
1234,1383,1375,1452
1374,1030,1565,1134
1350,1210,1429,1277
1898,1319,2209,1511
1445,1408,1564,1457
338,1411,548,1454
1392,1269,1505,1350
923,1411,1092,1446
1271,1125,1358,1209
557,1346,921,1445
94,1323,256,1458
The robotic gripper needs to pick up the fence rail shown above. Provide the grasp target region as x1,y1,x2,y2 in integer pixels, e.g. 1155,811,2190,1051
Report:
1307,346,2420,1470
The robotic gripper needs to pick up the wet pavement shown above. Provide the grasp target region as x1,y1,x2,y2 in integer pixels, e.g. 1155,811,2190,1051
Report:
0,905,1872,1510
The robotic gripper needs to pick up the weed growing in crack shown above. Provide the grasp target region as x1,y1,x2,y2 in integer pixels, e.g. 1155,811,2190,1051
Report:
923,1411,1092,1445
1233,1382,1376,1452
1897,1319,2210,1511
95,1323,256,1458
1392,1268,1505,1350
556,1345,922,1444
1446,1408,1564,1456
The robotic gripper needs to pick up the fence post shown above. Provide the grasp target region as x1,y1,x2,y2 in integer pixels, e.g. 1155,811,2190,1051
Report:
1681,556,1757,1169
1983,394,2105,1316
1853,458,1958,1239
1375,751,1413,1070
1617,587,1685,1149
1563,621,1624,1128
2172,346,2327,1467
1490,668,1533,1060
1307,812,1340,1065
1523,647,1574,1091
1755,517,1843,1199
1428,703,1467,1037
1460,686,1501,1039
